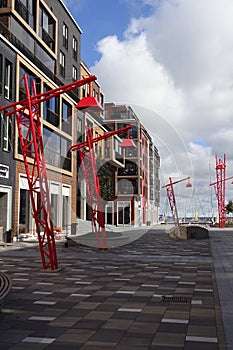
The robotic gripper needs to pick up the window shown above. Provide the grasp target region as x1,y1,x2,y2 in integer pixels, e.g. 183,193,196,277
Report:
72,36,77,60
62,194,69,230
118,179,138,195
59,51,65,77
43,127,72,171
51,193,59,227
0,54,2,95
18,123,34,157
2,113,11,151
15,0,35,29
39,5,55,51
63,22,68,49
62,99,72,134
43,84,59,127
0,0,7,8
19,65,41,101
72,65,77,81
4,59,12,100
61,137,71,171
43,127,60,167
19,189,30,232
0,164,9,178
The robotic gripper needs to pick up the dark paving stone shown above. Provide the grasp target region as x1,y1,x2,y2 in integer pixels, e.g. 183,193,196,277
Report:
158,323,188,333
0,228,228,350
184,342,219,350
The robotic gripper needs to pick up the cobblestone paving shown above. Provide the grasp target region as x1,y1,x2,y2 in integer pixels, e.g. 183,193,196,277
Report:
0,227,227,349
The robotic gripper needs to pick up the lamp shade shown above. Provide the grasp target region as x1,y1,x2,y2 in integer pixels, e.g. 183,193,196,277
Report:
120,138,136,148
76,96,103,111
185,181,192,188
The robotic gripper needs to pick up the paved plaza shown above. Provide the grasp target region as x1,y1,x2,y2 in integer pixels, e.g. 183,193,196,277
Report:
0,225,232,349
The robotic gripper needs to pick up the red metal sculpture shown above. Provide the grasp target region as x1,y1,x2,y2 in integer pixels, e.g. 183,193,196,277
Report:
162,176,192,226
0,74,97,270
210,154,233,228
70,125,132,250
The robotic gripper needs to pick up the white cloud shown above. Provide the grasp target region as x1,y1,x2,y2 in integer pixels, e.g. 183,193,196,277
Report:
90,0,233,216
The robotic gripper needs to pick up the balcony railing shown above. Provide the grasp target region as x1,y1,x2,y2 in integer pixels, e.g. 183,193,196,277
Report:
40,26,55,51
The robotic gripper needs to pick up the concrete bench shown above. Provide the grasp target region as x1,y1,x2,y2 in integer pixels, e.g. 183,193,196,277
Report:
0,271,12,307
170,224,209,240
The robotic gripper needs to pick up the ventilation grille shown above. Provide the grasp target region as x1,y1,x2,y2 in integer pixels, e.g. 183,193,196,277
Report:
161,296,192,304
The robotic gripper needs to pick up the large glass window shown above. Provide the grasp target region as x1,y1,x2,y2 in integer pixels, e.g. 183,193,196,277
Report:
15,0,35,29
4,59,12,100
117,202,130,225
39,5,55,51
19,65,41,101
61,137,71,171
51,193,59,227
62,195,69,230
43,84,59,127
43,127,72,171
118,178,138,195
43,127,60,167
19,189,30,232
61,99,72,134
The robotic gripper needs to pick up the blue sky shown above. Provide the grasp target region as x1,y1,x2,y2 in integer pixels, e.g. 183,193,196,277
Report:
62,0,233,217
64,0,153,66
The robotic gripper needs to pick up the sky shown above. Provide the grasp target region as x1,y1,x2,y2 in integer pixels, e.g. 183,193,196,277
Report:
63,0,233,219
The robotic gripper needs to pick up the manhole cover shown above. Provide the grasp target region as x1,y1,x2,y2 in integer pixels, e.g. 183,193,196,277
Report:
161,296,192,304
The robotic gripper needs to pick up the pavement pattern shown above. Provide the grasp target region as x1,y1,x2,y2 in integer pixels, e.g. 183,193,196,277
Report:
0,226,230,349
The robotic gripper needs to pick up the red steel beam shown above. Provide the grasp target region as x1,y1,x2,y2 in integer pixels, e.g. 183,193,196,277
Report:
0,74,97,269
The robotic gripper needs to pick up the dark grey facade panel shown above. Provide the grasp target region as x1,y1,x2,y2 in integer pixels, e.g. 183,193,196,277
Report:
0,39,16,227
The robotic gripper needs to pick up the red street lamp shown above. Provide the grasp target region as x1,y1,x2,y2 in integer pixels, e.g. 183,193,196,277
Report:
76,81,103,111
120,128,136,148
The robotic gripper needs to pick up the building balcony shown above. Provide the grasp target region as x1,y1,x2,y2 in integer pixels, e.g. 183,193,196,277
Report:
104,148,124,168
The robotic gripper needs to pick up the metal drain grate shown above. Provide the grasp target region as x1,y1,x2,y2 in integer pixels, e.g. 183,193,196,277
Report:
161,296,192,304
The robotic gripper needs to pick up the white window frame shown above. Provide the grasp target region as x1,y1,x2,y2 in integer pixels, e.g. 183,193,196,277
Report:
3,115,10,151
72,65,77,81
4,60,12,100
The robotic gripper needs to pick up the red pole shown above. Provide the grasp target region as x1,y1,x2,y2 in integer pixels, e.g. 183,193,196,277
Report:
215,154,226,228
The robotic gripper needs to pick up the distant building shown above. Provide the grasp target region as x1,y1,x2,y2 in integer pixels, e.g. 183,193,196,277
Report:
104,103,160,226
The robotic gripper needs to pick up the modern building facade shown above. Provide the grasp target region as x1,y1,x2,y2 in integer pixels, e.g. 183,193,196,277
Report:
104,102,160,226
0,0,83,239
77,61,125,223
0,37,16,241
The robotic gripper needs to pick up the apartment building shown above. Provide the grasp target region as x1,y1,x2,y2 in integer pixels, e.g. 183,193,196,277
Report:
77,61,125,223
104,102,160,226
0,0,83,239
